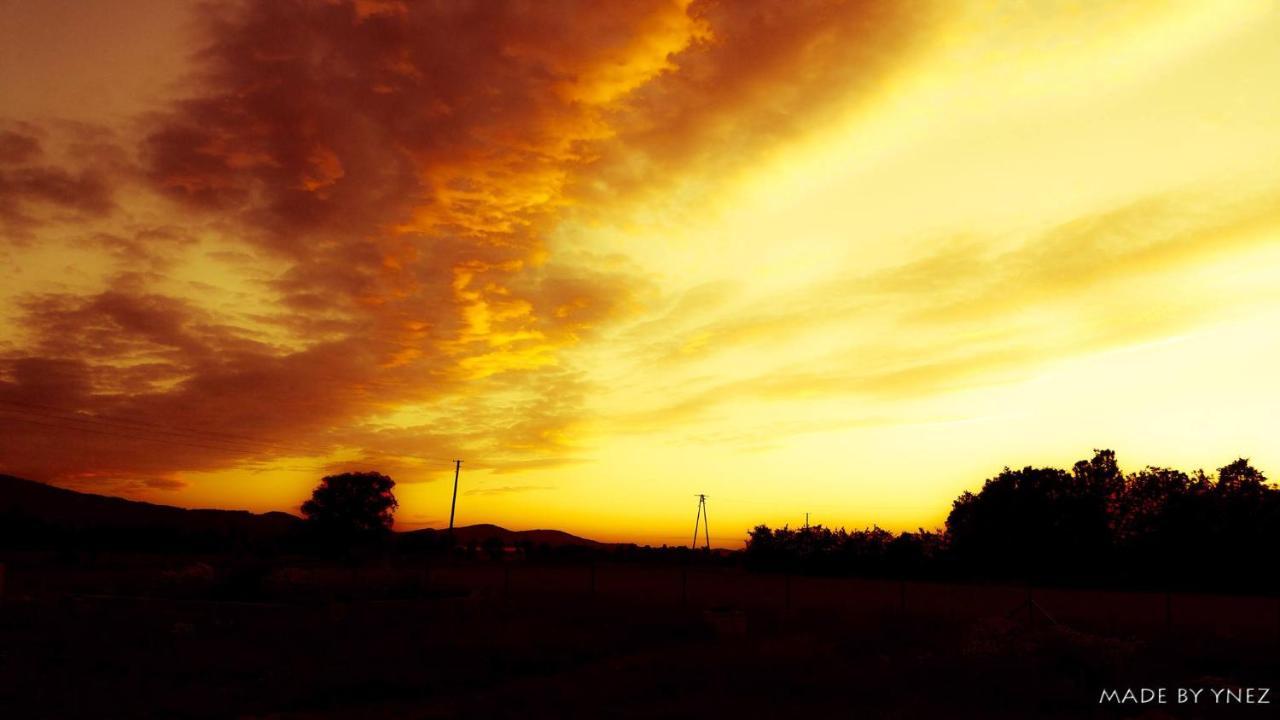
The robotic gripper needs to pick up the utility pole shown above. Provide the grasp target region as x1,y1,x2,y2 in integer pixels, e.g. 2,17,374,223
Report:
447,459,462,545
805,512,809,529
691,494,710,551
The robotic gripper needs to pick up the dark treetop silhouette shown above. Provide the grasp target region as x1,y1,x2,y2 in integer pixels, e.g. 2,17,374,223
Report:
301,471,398,540
747,450,1280,591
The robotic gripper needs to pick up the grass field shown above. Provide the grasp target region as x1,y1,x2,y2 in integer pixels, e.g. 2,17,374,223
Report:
1,556,1276,718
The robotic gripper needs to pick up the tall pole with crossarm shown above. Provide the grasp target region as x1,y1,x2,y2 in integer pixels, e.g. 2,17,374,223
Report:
691,494,710,551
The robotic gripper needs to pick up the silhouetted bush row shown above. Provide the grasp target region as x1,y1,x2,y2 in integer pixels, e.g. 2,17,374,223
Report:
746,451,1280,591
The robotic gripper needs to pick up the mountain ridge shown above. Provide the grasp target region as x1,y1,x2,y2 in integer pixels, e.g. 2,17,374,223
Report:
401,522,605,547
0,475,604,547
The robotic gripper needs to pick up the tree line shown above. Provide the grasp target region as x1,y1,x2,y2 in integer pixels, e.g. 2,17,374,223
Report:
745,451,1280,591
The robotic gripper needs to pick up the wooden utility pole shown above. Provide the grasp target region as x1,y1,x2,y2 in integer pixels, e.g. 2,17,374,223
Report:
447,459,462,545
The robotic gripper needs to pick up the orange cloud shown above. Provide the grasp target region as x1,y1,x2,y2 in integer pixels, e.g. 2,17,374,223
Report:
2,0,756,487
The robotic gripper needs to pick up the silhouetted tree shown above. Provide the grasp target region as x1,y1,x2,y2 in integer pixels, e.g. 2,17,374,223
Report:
301,472,397,543
1202,459,1278,580
745,523,933,576
748,449,1278,590
1215,458,1268,496
946,460,1113,578
885,529,945,574
1112,466,1193,545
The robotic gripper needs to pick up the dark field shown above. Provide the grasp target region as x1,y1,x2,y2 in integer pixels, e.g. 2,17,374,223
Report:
1,557,1277,719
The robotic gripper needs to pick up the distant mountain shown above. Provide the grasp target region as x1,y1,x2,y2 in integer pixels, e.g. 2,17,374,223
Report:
401,523,605,548
0,474,611,550
0,474,301,544
0,475,604,550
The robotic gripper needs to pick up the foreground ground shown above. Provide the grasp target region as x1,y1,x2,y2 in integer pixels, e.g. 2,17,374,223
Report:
1,555,1276,718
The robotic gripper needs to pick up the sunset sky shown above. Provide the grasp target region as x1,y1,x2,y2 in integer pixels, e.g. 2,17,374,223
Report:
2,0,1279,546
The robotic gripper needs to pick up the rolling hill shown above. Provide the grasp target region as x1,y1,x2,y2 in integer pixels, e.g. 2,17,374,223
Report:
0,475,605,548
0,474,301,541
400,523,605,548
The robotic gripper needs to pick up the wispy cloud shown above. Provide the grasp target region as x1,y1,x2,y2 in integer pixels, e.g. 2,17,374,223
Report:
464,484,554,497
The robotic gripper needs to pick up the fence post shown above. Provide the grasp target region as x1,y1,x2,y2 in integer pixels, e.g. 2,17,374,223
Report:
784,574,791,614
680,567,688,606
899,580,907,615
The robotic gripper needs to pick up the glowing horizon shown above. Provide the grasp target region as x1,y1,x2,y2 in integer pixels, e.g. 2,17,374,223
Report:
3,1,1279,547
